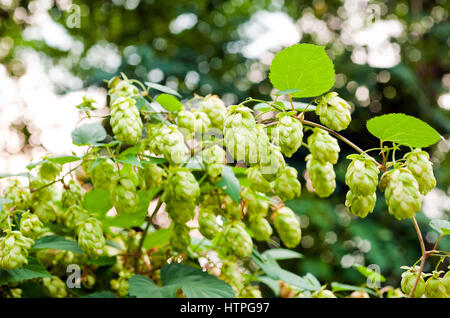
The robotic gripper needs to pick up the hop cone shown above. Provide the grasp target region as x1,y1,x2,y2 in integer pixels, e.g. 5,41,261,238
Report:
313,290,337,298
62,180,82,208
272,115,303,158
345,155,379,196
223,105,256,130
163,169,200,202
259,145,286,182
198,207,220,240
200,95,227,129
272,207,301,248
384,168,422,220
307,128,340,164
425,275,448,298
176,110,195,135
144,123,165,155
401,270,425,298
247,166,273,194
192,109,211,134
4,181,31,211
110,96,143,145
248,216,272,241
20,212,43,239
110,175,139,214
224,222,253,258
34,201,59,223
90,158,116,190
77,217,106,258
442,270,450,295
223,196,242,220
202,145,226,178
30,177,61,203
240,285,262,298
141,163,166,190
0,231,34,269
241,188,269,218
170,223,191,253
306,154,336,198
64,205,89,231
39,161,62,181
111,272,131,297
315,92,352,131
274,167,301,201
162,125,189,165
42,276,67,298
404,148,436,195
345,191,376,218
221,261,244,291
166,199,196,223
108,78,139,97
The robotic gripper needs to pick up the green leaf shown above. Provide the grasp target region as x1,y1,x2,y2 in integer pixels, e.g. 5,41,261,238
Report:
83,189,112,216
82,291,116,298
257,276,280,296
155,93,183,112
429,219,450,236
146,81,182,98
366,113,441,147
0,258,52,286
0,172,31,179
354,265,386,283
116,154,143,168
30,235,83,254
331,282,377,296
273,88,301,96
161,263,234,298
262,248,303,260
129,275,166,298
87,256,116,266
143,228,171,249
71,123,107,146
142,155,168,164
48,155,81,165
133,96,152,111
215,165,240,204
269,43,335,98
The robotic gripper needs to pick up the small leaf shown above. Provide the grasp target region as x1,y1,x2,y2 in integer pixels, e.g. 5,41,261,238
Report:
269,43,335,98
262,248,303,260
331,282,377,296
429,219,450,236
366,113,441,147
48,155,82,165
71,123,107,146
215,165,240,204
146,81,182,98
143,228,171,249
116,154,143,168
155,94,183,112
83,189,112,216
0,258,52,286
133,96,152,111
354,265,386,283
31,235,83,254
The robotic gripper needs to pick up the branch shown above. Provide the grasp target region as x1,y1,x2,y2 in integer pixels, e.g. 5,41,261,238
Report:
30,165,81,193
408,217,427,298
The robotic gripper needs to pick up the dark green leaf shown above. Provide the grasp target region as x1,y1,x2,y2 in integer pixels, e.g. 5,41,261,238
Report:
0,258,52,286
129,275,166,298
116,154,143,168
82,291,116,298
31,235,83,254
215,165,240,204
71,123,107,146
331,282,377,296
83,189,112,216
48,155,82,165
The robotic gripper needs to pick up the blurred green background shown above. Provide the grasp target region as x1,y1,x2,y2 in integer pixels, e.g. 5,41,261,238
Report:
0,0,449,290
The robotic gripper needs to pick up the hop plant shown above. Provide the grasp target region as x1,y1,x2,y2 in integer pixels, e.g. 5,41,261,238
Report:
272,207,301,248
161,125,189,165
239,285,262,298
201,144,226,178
39,161,62,181
221,260,244,292
198,207,220,240
42,276,67,298
77,217,106,258
4,181,31,211
401,269,425,298
384,168,422,220
307,128,340,164
141,163,166,190
425,272,448,298
306,154,336,198
272,114,303,158
170,223,191,253
108,78,139,97
20,211,44,239
274,167,301,201
313,289,337,298
200,95,227,129
224,222,253,258
246,166,273,194
345,155,379,196
30,177,61,203
0,231,34,269
404,148,436,195
345,191,376,218
110,175,139,214
61,180,82,208
248,216,272,241
442,270,450,295
89,158,116,190
110,96,143,145
315,92,352,131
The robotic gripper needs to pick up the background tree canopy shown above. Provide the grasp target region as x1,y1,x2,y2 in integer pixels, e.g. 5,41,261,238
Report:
0,0,449,291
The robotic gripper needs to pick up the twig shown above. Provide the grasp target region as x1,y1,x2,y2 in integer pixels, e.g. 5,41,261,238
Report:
30,165,81,193
408,217,427,298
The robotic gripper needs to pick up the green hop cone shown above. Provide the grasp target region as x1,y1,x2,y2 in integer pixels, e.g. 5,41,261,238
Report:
110,175,139,214
144,123,166,155
39,161,62,181
224,222,253,258
33,201,59,223
223,105,256,130
223,196,242,220
77,217,106,258
89,158,116,190
108,78,139,97
442,270,450,295
259,145,286,182
241,188,269,218
239,285,262,298
313,290,337,298
170,223,191,253
20,211,44,239
42,276,67,298
201,145,226,178
111,271,132,297
176,110,195,136
192,109,211,134
0,230,34,269
141,163,166,190
272,206,301,248
4,181,31,211
64,205,89,231
306,154,336,198
384,168,422,220
401,269,425,298
30,177,61,203
274,167,301,201
161,125,189,165
200,95,227,129
221,260,244,292
307,128,340,164
198,207,220,240
345,155,379,196
110,96,143,145
248,216,272,241
163,169,200,202
404,148,436,195
246,166,273,194
272,114,303,158
345,190,376,218
315,92,352,131
165,199,196,223
61,180,82,209
425,273,448,298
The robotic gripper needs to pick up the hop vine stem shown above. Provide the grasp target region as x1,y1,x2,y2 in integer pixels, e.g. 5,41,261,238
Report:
409,217,427,298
